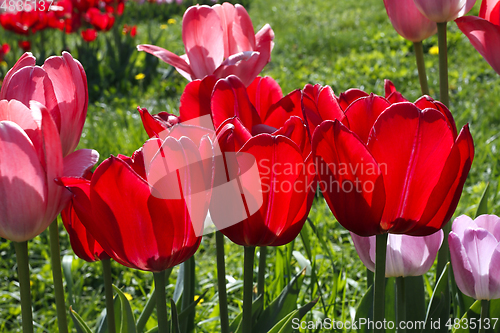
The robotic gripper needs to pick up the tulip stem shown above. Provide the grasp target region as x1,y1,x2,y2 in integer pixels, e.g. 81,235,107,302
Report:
14,241,34,333
215,231,230,333
436,223,450,283
49,220,69,333
374,233,388,333
243,246,255,333
437,22,449,107
396,277,406,333
102,259,116,333
137,269,172,333
479,300,489,333
257,246,267,297
153,271,168,333
413,41,430,95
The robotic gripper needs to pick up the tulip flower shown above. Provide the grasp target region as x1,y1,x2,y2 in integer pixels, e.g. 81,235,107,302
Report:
312,100,474,237
59,133,213,272
0,52,88,157
351,230,443,277
456,0,500,75
384,0,437,42
449,214,500,300
413,0,476,22
137,3,274,86
0,99,98,242
0,43,9,62
81,28,98,42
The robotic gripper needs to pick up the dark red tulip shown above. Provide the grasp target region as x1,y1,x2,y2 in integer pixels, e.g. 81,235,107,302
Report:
81,28,98,42
61,171,110,262
18,41,31,52
312,101,474,236
0,44,9,62
210,116,316,246
59,133,213,271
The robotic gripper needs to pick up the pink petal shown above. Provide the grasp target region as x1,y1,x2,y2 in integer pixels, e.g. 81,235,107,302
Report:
0,52,36,97
384,0,437,42
137,44,193,79
474,214,500,242
488,243,500,299
479,0,500,24
449,231,477,298
63,149,99,178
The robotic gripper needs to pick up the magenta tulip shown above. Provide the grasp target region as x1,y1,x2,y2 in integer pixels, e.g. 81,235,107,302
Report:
0,100,98,242
384,0,437,42
137,3,274,86
351,230,443,277
413,0,476,22
449,215,500,300
0,52,88,157
456,0,500,75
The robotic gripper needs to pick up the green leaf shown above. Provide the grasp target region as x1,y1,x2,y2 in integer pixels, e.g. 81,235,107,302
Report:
177,289,209,323
475,182,490,218
229,295,264,333
70,307,93,333
404,276,426,326
385,278,396,333
62,255,74,308
253,269,306,332
113,285,138,333
271,298,318,333
453,299,500,333
423,263,450,332
355,284,373,333
170,298,180,333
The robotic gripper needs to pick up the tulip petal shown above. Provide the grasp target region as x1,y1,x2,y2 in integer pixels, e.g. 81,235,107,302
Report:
449,231,477,298
63,149,99,178
182,5,224,79
0,121,47,241
451,215,477,239
415,96,458,139
312,120,386,236
261,90,303,129
247,76,283,120
0,52,36,96
479,0,500,24
302,84,345,136
344,94,391,143
179,75,218,122
384,79,409,103
138,107,170,138
0,99,42,152
337,88,369,110
367,104,455,233
384,0,437,42
488,243,500,299
137,44,194,79
474,214,500,242
350,232,376,272
456,16,500,76
272,116,311,158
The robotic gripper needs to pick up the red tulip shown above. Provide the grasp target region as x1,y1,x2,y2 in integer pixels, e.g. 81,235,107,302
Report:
18,41,31,52
1,52,88,157
137,3,274,86
312,101,474,236
413,0,476,22
456,0,500,75
59,133,213,271
84,8,114,31
0,100,98,242
61,172,110,262
384,0,437,42
210,116,316,246
81,28,98,42
0,43,9,62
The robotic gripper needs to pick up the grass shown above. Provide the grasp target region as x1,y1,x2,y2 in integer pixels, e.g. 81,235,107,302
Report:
1,0,500,331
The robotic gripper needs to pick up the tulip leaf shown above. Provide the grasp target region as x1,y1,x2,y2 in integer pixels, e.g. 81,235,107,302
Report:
453,299,500,333
229,295,264,333
253,269,306,332
177,289,209,322
70,306,94,333
173,262,184,304
268,298,318,333
62,255,75,308
355,284,373,333
423,263,450,332
475,182,490,218
170,298,181,333
404,276,426,325
112,285,138,333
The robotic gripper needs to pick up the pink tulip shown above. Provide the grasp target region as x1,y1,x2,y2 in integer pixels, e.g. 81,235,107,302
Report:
137,3,274,87
351,230,443,277
413,0,476,22
384,0,437,42
456,0,500,75
449,215,500,300
0,100,98,242
0,52,88,157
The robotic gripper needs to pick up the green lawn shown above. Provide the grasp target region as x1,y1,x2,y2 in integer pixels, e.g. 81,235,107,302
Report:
1,0,499,331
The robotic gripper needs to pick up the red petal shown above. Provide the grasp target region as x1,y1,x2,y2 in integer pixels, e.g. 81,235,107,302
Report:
179,75,218,122
302,84,345,136
415,95,458,139
338,88,369,110
246,76,283,120
344,94,391,143
261,89,303,129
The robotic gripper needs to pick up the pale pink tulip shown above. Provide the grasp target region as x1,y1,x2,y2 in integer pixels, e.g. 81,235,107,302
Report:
413,0,476,22
0,52,88,157
384,0,437,42
137,3,274,86
351,230,444,277
456,0,500,75
449,215,500,300
0,100,98,242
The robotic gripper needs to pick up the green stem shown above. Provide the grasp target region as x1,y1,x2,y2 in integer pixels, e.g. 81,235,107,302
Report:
216,231,230,333
436,223,450,284
373,233,388,333
137,269,172,332
101,259,116,333
49,220,69,333
257,246,267,297
243,246,255,333
14,241,34,333
413,41,430,95
180,257,195,332
366,268,374,289
153,271,168,333
396,277,406,333
437,22,450,107
479,299,489,333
